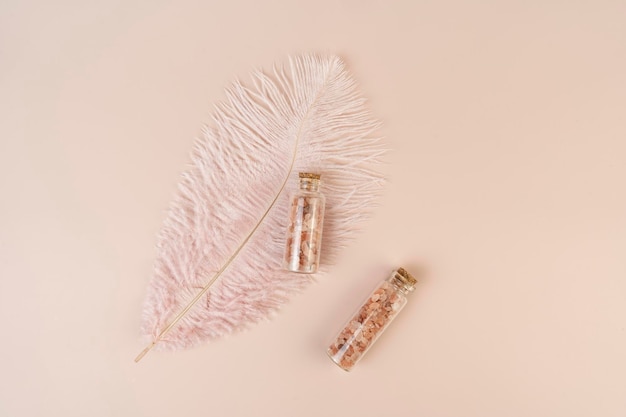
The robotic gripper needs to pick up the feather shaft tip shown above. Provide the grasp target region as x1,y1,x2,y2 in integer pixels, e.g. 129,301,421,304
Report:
134,341,156,363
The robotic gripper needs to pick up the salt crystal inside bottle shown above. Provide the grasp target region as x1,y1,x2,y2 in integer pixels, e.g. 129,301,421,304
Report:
283,172,326,274
327,267,417,371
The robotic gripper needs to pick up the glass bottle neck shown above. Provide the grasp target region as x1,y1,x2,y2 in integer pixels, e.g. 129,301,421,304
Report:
390,279,411,295
299,178,320,192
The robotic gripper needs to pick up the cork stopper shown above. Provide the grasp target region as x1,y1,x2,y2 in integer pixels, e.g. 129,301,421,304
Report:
298,172,321,191
392,267,417,293
299,172,321,180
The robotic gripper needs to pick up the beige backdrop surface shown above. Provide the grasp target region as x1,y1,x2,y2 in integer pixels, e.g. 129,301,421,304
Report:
1,1,625,416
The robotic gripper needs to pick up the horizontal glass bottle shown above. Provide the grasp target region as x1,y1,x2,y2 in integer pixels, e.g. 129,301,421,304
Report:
327,267,417,371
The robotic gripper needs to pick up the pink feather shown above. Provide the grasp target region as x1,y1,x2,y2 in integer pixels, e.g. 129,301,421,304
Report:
139,54,384,354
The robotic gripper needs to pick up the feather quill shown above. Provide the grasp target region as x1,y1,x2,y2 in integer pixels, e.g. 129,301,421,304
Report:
136,54,384,361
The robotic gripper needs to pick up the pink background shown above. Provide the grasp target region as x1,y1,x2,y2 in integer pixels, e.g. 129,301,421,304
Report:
1,1,625,416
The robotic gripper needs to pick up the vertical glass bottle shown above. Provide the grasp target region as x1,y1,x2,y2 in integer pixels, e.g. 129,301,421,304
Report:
327,267,417,371
284,172,326,273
